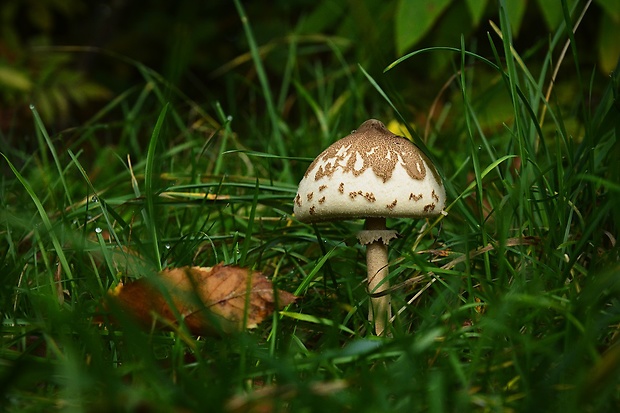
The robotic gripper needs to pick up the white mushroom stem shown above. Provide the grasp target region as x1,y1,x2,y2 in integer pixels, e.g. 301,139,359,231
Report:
357,217,398,336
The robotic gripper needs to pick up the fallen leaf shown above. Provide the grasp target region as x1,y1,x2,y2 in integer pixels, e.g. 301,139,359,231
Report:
107,264,296,335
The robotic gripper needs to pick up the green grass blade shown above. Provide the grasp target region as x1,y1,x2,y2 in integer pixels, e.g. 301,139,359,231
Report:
30,105,73,207
213,102,232,176
67,150,121,245
294,246,339,296
280,311,355,335
359,64,437,164
384,47,501,73
233,0,290,181
459,35,491,284
239,179,259,267
144,103,169,271
1,153,74,289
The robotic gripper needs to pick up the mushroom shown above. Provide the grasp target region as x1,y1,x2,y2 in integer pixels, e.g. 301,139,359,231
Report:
294,119,446,335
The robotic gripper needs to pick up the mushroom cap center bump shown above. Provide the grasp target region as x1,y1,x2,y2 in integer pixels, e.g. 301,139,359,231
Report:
294,119,446,223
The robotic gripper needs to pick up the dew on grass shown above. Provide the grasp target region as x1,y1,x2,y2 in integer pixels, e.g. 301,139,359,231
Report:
95,227,102,234
29,104,35,110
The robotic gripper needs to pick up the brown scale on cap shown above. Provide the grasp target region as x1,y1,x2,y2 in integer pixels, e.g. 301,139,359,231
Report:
387,199,398,210
319,185,328,191
314,164,335,181
307,192,313,201
423,203,436,213
410,193,423,201
304,119,436,184
338,182,345,193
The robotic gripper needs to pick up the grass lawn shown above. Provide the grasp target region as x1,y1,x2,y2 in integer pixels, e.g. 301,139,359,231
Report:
1,3,619,412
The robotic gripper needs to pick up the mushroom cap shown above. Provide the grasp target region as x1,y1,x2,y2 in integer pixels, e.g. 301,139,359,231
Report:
294,119,446,223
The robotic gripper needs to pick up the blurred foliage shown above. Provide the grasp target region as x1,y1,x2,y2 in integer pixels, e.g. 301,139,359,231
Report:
0,0,617,134
395,0,619,72
0,0,111,128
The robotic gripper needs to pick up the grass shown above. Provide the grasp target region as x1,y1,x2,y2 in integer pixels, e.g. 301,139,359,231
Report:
1,3,619,412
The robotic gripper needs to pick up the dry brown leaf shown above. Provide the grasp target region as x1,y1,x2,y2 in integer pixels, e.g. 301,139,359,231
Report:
107,264,296,335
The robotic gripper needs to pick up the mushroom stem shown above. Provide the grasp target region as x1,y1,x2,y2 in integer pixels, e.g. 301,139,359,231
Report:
360,217,394,336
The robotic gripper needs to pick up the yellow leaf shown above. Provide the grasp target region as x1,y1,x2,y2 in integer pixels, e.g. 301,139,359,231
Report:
386,119,413,139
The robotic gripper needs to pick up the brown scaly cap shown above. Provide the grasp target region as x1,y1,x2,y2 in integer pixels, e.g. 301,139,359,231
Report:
294,119,446,222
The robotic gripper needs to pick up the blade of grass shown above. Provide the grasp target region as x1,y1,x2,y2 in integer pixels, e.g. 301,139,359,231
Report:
498,0,527,164
294,246,339,296
67,150,122,247
445,155,518,212
233,0,291,181
223,149,313,163
359,65,438,165
145,103,170,271
561,0,589,127
213,102,233,176
538,0,590,126
1,153,74,291
239,179,260,267
277,32,298,113
292,79,329,139
459,35,492,286
33,227,63,302
30,106,73,207
385,47,501,73
280,311,356,335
